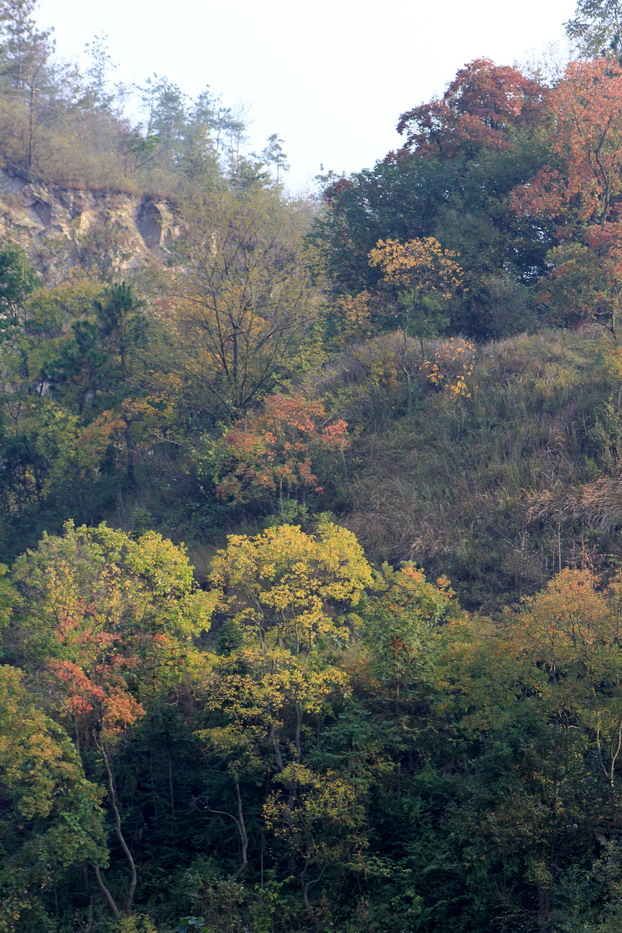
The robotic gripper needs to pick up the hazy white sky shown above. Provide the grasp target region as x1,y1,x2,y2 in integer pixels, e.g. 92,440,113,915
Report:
35,0,578,191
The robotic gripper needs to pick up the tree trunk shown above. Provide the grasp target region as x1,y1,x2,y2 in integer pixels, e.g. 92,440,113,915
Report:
98,739,138,915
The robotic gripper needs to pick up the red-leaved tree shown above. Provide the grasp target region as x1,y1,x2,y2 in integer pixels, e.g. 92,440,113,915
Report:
397,58,547,159
511,59,622,228
214,394,349,509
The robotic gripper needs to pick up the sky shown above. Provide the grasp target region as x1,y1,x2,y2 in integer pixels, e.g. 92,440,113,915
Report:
35,0,579,192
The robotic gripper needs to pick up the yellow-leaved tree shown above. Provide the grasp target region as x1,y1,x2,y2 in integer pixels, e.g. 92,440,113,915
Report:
367,236,465,407
196,521,374,899
11,522,215,918
368,236,464,344
0,666,107,932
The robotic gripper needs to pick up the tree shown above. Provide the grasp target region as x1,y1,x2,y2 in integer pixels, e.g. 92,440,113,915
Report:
359,563,462,797
0,0,53,91
170,188,319,419
213,393,349,510
397,58,547,159
0,0,55,171
366,236,464,406
0,276,135,545
312,93,549,340
565,0,622,59
82,34,120,113
208,521,373,659
140,76,187,171
13,521,213,733
0,665,106,932
11,521,214,916
509,58,622,334
263,763,365,911
177,86,221,188
0,243,38,325
261,133,289,185
47,282,146,413
512,568,622,789
538,224,622,334
513,568,611,679
198,522,374,906
511,59,622,229
368,236,464,341
46,281,149,487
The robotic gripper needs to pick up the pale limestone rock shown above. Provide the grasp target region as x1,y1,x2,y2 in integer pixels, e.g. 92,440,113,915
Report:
0,167,179,275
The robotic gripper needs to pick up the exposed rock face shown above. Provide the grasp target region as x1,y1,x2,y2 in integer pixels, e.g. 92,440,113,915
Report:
0,167,179,276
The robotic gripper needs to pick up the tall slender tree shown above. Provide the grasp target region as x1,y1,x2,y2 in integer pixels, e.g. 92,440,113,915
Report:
566,0,622,59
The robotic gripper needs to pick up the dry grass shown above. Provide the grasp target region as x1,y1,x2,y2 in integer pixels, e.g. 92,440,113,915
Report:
333,328,617,611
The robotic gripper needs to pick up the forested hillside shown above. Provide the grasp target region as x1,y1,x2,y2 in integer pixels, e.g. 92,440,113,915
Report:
7,0,622,931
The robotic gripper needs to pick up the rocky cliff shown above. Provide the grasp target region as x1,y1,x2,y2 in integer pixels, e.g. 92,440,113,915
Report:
0,167,179,277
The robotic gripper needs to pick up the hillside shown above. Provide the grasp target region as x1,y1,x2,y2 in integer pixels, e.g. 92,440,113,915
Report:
7,1,622,932
337,329,618,610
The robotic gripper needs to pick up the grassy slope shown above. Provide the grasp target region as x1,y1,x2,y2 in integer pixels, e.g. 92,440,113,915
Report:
336,329,622,611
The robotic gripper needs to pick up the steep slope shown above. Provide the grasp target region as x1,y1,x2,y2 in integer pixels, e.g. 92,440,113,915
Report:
330,330,620,610
0,166,178,276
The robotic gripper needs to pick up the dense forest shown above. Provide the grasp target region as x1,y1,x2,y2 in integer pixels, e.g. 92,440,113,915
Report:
8,0,622,930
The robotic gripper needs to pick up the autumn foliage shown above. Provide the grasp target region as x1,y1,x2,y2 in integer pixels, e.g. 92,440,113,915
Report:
215,393,349,505
12,522,213,741
397,58,547,158
511,59,622,227
11,4,622,928
368,237,463,296
421,337,476,398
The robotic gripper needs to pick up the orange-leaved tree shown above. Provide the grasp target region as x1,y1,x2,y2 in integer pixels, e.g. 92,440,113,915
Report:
512,568,622,789
511,59,622,229
213,393,349,511
509,59,622,335
397,58,547,159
